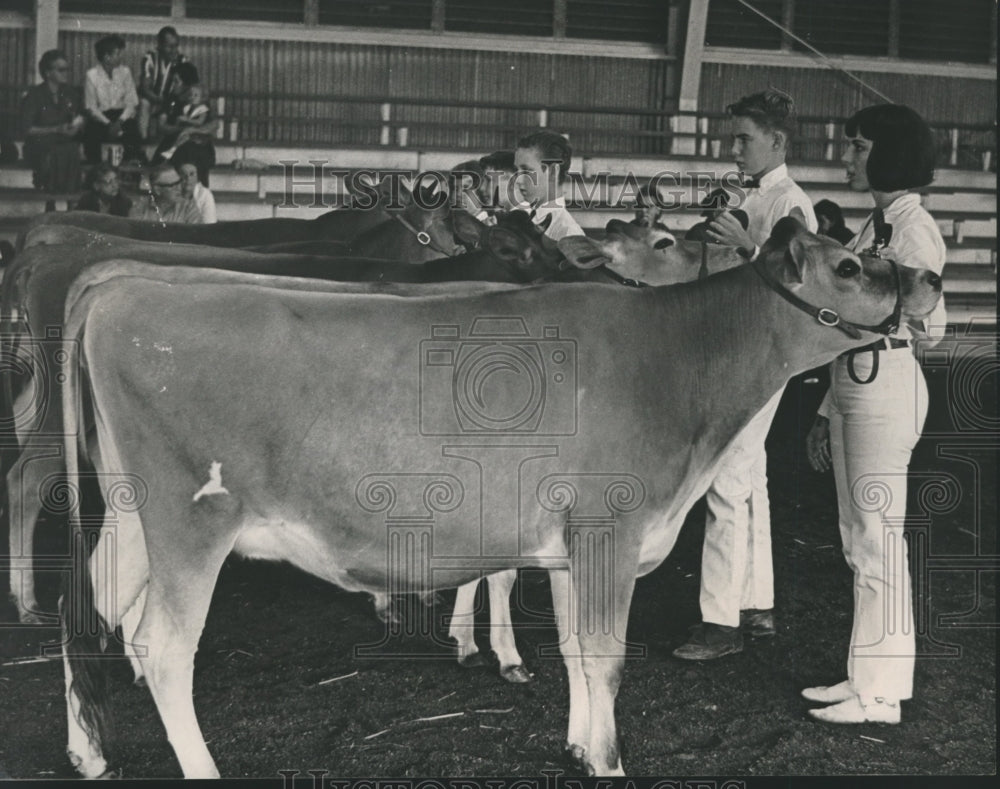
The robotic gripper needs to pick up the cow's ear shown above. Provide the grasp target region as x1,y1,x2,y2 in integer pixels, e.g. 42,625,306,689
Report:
379,176,413,209
486,225,532,266
767,215,805,248
534,213,553,234
780,235,814,285
558,235,612,270
453,210,487,246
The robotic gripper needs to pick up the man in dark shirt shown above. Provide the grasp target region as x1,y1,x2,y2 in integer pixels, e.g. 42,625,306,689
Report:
138,26,190,141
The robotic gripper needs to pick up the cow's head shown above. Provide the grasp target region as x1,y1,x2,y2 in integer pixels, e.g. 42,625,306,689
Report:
761,216,942,332
376,177,466,259
483,210,563,282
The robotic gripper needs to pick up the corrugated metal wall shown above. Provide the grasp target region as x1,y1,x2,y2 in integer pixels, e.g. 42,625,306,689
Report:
0,25,34,139
52,30,676,153
700,63,997,165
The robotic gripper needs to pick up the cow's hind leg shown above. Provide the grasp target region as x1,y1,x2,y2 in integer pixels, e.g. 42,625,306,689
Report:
448,579,488,667
133,501,242,779
487,570,530,683
7,449,59,623
64,509,148,777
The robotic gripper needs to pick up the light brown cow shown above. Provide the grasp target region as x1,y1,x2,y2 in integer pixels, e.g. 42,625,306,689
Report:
59,218,941,777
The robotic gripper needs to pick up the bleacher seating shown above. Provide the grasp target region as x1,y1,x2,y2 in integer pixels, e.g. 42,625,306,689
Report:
0,143,995,329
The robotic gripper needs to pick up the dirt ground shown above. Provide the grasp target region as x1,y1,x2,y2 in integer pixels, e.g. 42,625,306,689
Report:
0,355,995,780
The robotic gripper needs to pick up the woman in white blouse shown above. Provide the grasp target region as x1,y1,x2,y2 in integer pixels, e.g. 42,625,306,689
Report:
178,160,216,224
803,104,946,725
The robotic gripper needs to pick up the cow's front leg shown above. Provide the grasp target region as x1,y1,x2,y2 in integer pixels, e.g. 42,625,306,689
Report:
548,567,589,770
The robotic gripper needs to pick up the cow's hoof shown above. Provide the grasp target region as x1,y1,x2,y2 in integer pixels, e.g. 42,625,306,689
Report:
96,767,122,780
563,743,588,774
499,664,533,684
458,652,489,668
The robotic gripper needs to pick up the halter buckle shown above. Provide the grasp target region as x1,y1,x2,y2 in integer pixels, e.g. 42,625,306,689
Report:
416,231,431,246
816,308,840,327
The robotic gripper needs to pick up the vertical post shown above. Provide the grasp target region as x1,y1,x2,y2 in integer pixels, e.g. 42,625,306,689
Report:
304,0,319,26
780,0,795,52
992,2,998,65
553,0,567,38
675,0,709,155
431,0,445,31
665,0,682,57
949,127,959,167
824,121,836,161
380,102,392,146
171,0,185,19
697,115,709,156
33,0,59,84
887,0,900,58
538,108,548,128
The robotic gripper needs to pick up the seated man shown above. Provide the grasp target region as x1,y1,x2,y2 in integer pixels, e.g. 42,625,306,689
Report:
129,162,201,223
138,25,190,142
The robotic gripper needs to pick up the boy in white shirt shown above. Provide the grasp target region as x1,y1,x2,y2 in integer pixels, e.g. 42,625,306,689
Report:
513,131,584,242
674,89,817,661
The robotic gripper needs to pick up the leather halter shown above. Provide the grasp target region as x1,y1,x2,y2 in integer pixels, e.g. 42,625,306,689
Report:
390,212,461,257
749,254,902,341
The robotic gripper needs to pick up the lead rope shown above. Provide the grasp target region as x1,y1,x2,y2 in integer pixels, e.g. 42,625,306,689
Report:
845,210,893,385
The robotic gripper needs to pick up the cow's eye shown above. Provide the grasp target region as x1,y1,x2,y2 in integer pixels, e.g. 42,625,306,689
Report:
653,237,674,250
836,258,861,278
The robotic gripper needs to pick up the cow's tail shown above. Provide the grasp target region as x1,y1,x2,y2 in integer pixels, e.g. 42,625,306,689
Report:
60,307,112,763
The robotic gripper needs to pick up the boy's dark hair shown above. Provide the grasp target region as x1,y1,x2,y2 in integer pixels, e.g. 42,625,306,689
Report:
38,48,66,78
95,35,126,61
516,131,572,183
727,89,797,144
479,150,516,174
158,26,179,44
814,199,846,228
845,104,935,191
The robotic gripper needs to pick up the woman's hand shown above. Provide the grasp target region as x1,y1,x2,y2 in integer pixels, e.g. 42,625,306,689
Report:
806,416,831,472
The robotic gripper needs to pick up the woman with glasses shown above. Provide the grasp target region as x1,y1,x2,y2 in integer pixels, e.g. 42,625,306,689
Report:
803,104,947,725
19,49,85,194
129,162,202,223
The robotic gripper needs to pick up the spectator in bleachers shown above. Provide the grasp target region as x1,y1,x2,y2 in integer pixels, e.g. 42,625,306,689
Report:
814,198,855,245
83,35,143,165
630,182,667,229
513,130,584,241
75,162,132,216
155,73,217,186
138,26,190,142
129,162,201,223
177,160,216,223
19,49,85,194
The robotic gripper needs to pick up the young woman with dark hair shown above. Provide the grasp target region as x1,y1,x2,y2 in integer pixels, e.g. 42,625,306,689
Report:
803,104,946,725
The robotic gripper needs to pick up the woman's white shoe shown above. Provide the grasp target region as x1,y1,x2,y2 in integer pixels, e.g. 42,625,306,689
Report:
801,679,855,704
808,694,901,724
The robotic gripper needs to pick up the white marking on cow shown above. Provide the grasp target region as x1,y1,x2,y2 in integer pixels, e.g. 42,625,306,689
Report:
192,462,229,502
